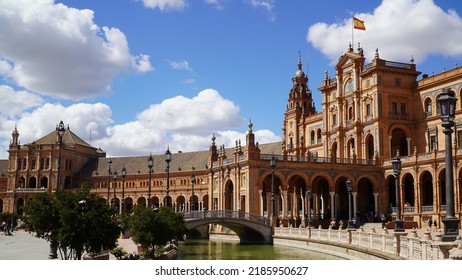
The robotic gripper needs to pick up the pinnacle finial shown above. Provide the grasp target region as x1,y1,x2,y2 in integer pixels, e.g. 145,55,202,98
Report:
248,119,253,133
298,51,302,70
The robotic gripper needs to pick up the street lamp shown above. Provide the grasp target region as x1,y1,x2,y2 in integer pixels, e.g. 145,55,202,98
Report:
346,179,354,229
270,155,276,224
164,147,172,207
392,152,404,232
438,88,460,241
56,121,65,190
107,159,112,205
147,154,153,208
113,170,118,211
306,189,312,228
191,174,195,211
121,166,126,214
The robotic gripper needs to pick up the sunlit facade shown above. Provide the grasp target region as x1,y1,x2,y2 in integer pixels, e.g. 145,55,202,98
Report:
1,45,462,229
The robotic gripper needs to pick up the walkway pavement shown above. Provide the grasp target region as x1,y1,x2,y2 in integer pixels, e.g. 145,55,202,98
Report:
0,230,139,260
0,225,445,260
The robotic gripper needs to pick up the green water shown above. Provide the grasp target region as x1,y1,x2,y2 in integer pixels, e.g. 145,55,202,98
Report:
177,239,345,260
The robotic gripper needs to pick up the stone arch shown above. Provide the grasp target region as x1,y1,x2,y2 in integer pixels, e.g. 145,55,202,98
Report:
111,198,120,212
16,197,25,215
424,97,433,117
390,127,409,156
18,176,25,188
287,174,308,226
357,177,375,221
260,172,282,218
151,196,160,209
420,171,433,208
202,194,209,211
331,141,338,162
346,137,355,159
437,168,446,207
137,197,146,207
176,195,186,212
344,78,353,93
387,174,396,208
125,197,133,212
40,176,48,189
317,129,322,143
365,133,375,160
402,173,415,208
224,179,234,211
311,175,331,220
334,177,352,220
29,176,37,188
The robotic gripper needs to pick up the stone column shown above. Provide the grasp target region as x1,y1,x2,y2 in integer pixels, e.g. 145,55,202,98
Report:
373,193,379,213
353,191,358,219
259,190,263,216
406,138,411,156
330,192,335,220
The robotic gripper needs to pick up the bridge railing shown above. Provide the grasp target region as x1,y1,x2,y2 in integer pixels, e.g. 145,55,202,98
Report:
274,227,458,260
182,210,271,226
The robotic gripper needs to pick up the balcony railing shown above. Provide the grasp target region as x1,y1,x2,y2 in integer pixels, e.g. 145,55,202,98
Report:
14,187,47,193
421,205,433,212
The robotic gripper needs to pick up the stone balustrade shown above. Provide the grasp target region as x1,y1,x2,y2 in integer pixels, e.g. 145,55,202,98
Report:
273,226,462,260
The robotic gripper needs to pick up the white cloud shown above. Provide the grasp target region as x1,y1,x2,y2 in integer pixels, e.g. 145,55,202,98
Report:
307,0,462,64
137,89,243,135
204,0,227,10
247,0,276,21
0,0,152,99
0,89,281,158
182,78,196,84
168,60,193,71
134,54,154,72
0,86,44,117
138,0,188,11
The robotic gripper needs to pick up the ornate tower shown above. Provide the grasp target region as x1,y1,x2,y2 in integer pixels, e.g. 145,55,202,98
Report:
282,53,316,156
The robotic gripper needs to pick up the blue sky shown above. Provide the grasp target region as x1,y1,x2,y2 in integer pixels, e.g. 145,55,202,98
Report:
1,0,462,158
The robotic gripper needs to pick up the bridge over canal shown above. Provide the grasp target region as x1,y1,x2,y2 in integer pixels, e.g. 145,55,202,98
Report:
182,210,273,244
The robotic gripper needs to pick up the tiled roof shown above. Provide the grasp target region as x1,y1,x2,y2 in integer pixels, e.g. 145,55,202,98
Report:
79,141,283,178
34,128,94,148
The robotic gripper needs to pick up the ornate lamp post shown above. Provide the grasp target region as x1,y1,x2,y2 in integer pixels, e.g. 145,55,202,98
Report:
392,152,404,232
270,155,276,225
346,179,354,229
165,147,172,207
107,159,112,205
191,174,195,211
438,88,460,241
147,154,153,208
306,189,312,228
56,121,65,190
49,121,64,260
121,166,126,214
112,170,118,211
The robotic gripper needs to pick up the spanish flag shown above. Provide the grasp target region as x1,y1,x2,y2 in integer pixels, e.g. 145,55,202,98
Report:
353,17,366,30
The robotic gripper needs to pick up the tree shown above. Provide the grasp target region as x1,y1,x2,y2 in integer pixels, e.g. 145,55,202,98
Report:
23,185,120,260
129,206,187,259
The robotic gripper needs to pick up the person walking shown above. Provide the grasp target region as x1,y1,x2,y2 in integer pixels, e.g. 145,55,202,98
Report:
427,218,432,229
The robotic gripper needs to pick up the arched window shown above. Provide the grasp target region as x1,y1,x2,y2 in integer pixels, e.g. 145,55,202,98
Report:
344,79,353,93
424,98,432,117
310,131,315,144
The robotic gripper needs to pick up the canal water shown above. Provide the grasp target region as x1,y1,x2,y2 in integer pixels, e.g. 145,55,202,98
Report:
177,239,345,260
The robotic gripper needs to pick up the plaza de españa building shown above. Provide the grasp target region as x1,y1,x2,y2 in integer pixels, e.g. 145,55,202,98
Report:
1,45,462,229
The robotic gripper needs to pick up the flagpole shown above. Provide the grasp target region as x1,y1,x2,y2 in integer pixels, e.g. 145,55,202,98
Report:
351,18,354,50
